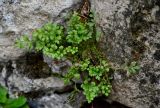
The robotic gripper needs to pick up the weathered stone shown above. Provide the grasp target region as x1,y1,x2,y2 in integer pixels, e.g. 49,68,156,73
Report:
16,53,52,79
92,0,160,108
43,56,72,75
0,0,80,61
0,1,81,108
0,59,64,93
0,55,73,108
29,94,72,108
1,0,160,108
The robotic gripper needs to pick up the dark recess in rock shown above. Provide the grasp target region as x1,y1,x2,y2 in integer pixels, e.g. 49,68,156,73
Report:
0,63,3,72
131,11,150,35
2,0,20,4
155,10,160,21
149,104,155,108
156,0,160,6
149,73,158,84
16,52,52,79
81,96,130,108
153,50,160,61
151,97,159,106
140,79,147,84
140,37,148,42
155,43,160,49
54,85,75,94
20,89,46,99
5,60,14,87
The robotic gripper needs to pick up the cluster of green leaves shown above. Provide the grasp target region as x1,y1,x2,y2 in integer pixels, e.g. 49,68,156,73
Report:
81,60,112,103
64,59,112,103
16,23,79,60
82,81,112,103
15,12,95,60
16,11,140,103
125,61,140,75
0,85,29,108
66,12,94,44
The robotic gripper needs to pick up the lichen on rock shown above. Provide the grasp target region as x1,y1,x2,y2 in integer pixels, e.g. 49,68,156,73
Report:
92,0,160,108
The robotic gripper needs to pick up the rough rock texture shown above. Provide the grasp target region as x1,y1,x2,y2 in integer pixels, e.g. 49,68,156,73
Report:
1,0,160,108
92,0,160,108
43,56,72,75
29,94,72,108
0,0,81,108
0,53,72,108
0,0,80,61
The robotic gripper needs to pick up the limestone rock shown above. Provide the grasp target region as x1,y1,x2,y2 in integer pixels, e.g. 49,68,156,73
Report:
0,54,73,108
92,0,160,108
1,0,160,108
0,54,64,93
29,94,72,108
0,0,80,61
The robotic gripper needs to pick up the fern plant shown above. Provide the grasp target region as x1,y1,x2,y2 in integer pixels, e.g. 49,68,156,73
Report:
0,85,29,108
66,12,93,44
16,11,140,103
63,58,112,103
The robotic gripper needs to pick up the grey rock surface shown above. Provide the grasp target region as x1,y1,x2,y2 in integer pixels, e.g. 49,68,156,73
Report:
29,94,72,108
0,0,81,108
0,55,46,89
43,56,72,75
0,53,73,108
1,0,160,108
0,0,79,61
92,0,160,108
